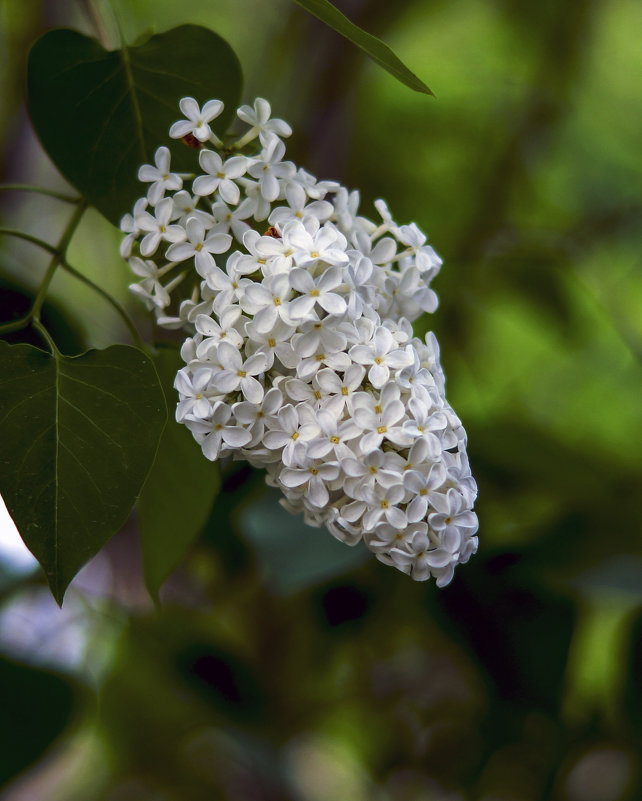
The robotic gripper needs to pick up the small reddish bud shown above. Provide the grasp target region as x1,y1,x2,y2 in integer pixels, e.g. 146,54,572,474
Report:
181,133,202,149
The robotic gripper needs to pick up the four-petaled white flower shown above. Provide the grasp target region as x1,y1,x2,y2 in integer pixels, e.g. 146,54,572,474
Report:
193,150,248,204
247,136,295,202
280,456,340,508
233,386,282,448
174,366,216,422
170,97,224,142
166,217,232,278
350,327,413,389
137,146,183,205
190,401,252,461
212,341,268,403
136,197,186,256
288,267,347,320
237,97,293,146
263,404,320,467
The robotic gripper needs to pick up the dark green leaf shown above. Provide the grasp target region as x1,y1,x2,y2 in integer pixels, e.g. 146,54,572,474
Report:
0,341,166,604
0,656,77,786
27,25,243,225
292,0,433,95
139,346,220,602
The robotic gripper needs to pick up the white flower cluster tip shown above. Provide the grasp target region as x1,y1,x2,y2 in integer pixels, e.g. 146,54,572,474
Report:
121,96,479,585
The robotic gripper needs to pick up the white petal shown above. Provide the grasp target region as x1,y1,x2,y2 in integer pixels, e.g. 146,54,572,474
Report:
221,426,252,448
318,293,347,315
241,375,264,404
202,98,224,121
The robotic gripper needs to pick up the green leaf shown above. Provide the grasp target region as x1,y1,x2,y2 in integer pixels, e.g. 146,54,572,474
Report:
239,487,368,595
27,25,243,226
139,346,220,602
292,0,433,96
0,656,77,786
0,341,166,604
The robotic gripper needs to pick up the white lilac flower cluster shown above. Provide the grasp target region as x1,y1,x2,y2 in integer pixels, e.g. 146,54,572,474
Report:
121,96,479,585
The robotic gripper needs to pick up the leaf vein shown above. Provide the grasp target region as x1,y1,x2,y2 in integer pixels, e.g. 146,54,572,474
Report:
59,395,125,452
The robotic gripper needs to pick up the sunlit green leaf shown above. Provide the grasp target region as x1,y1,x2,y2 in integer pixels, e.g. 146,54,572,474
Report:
139,346,220,602
292,0,433,95
0,341,166,604
27,25,243,225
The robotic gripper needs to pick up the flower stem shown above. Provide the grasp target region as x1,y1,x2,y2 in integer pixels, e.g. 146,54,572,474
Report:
60,260,145,348
0,184,81,204
0,315,31,335
32,319,61,356
0,228,60,256
232,129,259,150
32,200,88,322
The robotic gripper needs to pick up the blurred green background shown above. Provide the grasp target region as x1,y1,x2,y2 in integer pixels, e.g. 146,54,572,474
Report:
1,0,642,799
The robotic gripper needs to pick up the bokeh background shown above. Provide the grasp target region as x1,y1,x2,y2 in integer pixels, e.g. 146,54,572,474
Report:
1,0,642,799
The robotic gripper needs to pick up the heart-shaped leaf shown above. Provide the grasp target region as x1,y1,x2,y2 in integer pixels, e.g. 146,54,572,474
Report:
293,0,433,95
27,25,243,226
139,346,220,602
0,341,166,604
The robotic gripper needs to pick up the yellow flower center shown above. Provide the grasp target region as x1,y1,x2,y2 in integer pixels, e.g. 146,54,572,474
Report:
377,425,387,434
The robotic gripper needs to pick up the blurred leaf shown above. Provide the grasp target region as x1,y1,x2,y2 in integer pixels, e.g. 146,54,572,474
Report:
0,656,77,786
622,612,642,745
292,0,433,95
100,613,268,770
176,641,264,722
0,341,166,604
562,596,633,727
489,243,576,335
139,346,220,602
440,551,575,718
27,25,242,225
239,488,368,595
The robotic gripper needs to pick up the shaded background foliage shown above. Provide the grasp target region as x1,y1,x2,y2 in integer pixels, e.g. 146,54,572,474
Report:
1,0,641,799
